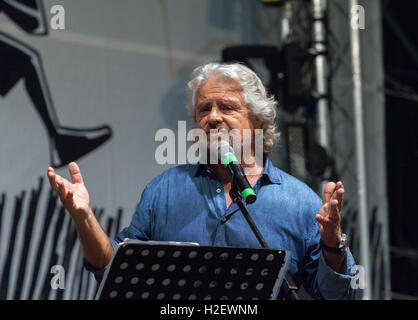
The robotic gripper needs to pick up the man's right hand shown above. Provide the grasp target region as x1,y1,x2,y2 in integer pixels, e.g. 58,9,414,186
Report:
47,162,91,223
47,162,113,269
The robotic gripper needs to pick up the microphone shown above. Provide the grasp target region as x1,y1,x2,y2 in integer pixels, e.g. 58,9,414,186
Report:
217,141,257,204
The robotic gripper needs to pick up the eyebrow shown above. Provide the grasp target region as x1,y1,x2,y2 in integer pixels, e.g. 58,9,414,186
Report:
196,99,240,109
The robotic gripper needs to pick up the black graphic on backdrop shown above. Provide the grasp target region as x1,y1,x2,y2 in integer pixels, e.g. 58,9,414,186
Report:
0,181,124,299
0,0,112,168
0,0,119,300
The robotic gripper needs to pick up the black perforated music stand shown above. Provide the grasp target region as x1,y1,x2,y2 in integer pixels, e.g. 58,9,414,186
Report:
95,240,290,300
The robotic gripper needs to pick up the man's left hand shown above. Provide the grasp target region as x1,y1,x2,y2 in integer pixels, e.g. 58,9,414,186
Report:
316,181,344,248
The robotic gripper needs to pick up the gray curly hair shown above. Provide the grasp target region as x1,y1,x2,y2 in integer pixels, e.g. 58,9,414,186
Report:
186,62,280,153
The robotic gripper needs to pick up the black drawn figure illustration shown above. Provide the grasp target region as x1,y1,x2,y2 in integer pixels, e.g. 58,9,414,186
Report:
0,0,112,168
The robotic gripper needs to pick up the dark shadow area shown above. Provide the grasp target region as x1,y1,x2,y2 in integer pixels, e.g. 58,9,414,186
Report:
383,0,418,298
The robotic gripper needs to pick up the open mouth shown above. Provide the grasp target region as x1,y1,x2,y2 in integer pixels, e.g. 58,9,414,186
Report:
206,128,230,137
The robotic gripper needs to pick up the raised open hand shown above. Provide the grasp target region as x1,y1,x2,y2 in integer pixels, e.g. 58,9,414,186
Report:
47,162,91,222
315,181,344,247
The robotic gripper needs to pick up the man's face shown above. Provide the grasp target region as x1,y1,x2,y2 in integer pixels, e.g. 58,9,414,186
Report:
195,77,260,151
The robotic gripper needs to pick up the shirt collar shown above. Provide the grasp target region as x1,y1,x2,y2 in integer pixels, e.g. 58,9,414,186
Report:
193,156,281,185
261,157,281,184
193,162,214,177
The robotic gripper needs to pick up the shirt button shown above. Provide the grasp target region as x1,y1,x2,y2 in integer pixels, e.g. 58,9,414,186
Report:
216,188,222,194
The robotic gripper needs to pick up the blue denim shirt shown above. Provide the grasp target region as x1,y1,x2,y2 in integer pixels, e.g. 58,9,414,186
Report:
86,158,356,299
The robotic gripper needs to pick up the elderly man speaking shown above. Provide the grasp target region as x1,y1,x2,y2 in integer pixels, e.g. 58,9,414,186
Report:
47,62,357,299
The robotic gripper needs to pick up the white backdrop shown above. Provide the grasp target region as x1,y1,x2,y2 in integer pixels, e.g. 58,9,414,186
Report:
0,0,285,299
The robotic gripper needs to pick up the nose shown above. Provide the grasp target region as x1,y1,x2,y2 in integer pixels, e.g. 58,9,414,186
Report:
207,105,223,124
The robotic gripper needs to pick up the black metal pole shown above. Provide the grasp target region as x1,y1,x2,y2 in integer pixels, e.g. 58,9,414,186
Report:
234,196,269,248
229,187,300,300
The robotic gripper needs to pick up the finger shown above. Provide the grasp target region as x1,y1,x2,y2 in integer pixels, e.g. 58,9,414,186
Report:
333,181,343,199
47,170,62,192
336,181,343,190
47,170,57,190
57,177,68,200
322,182,336,204
68,162,84,184
336,188,344,212
315,214,325,232
329,199,341,222
317,202,331,218
316,213,327,224
331,190,337,201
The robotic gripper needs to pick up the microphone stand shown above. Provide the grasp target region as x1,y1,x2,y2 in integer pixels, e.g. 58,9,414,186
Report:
229,186,300,300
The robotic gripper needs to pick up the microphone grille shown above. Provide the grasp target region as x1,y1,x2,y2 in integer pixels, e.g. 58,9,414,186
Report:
217,140,234,160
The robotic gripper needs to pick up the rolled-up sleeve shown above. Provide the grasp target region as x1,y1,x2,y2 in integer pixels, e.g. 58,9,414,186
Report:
316,248,357,299
82,236,119,283
301,200,358,300
83,185,153,282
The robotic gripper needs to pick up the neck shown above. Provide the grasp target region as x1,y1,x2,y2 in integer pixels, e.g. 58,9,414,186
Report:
211,155,264,184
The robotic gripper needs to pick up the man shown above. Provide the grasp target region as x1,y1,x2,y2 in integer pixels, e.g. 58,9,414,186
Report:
47,62,356,299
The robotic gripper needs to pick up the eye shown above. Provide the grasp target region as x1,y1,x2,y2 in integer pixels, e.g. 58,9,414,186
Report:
221,103,237,112
197,103,211,116
199,106,210,114
197,102,208,110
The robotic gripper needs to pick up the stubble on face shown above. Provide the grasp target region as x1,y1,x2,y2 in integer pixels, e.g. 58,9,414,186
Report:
194,77,262,167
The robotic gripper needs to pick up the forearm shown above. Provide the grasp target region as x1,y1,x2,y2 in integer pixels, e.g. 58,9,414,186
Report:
315,248,356,300
72,208,114,269
322,250,346,273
